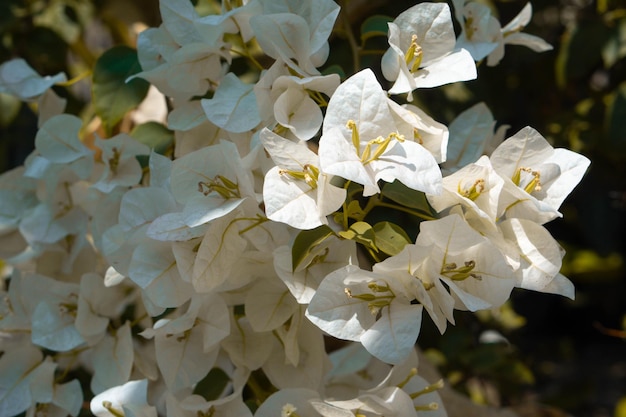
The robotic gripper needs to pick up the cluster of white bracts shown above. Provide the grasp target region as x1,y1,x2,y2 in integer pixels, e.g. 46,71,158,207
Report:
0,1,586,417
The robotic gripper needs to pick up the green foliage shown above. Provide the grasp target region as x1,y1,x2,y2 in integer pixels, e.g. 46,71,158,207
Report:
291,225,336,271
92,46,150,135
360,15,392,43
192,367,231,401
130,122,175,156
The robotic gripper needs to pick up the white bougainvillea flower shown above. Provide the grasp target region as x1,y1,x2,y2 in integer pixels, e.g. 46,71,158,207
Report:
306,264,423,364
202,73,261,134
499,218,574,299
254,388,325,417
92,134,151,193
251,0,340,74
319,69,442,197
139,294,228,393
486,3,553,66
372,213,515,334
441,102,508,174
274,235,357,304
261,128,345,229
90,379,157,417
452,0,501,61
491,126,591,224
0,58,66,100
381,2,476,99
132,37,230,100
428,155,505,232
255,71,340,140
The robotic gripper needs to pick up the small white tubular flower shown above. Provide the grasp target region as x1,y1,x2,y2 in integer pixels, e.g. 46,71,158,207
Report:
261,129,345,229
306,264,423,365
90,379,157,417
452,0,501,61
490,126,591,224
486,3,553,66
381,2,476,99
428,155,505,232
319,69,442,197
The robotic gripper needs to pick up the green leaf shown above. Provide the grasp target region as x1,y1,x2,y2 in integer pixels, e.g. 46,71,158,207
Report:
192,367,231,401
338,221,377,251
291,225,335,271
381,180,433,213
606,82,626,152
360,15,392,43
0,93,21,127
321,64,346,80
555,20,612,88
130,121,174,155
92,45,150,134
372,222,411,256
345,200,365,221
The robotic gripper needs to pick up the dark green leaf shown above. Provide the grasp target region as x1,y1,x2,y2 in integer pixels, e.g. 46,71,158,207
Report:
606,82,626,151
192,367,231,401
92,46,150,134
321,64,346,80
372,221,411,256
292,225,335,271
555,20,612,87
130,121,174,155
381,180,433,213
360,15,392,43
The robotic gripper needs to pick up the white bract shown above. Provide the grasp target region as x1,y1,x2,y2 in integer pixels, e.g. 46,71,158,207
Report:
319,69,443,196
381,2,476,99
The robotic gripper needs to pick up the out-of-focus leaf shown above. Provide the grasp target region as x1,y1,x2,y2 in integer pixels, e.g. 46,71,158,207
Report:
93,46,150,134
555,20,612,87
0,93,21,127
360,15,392,43
602,18,626,68
321,64,346,80
606,82,626,152
192,367,231,401
130,121,174,155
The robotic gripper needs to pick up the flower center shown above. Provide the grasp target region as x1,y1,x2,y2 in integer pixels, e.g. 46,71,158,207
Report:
278,164,320,189
441,260,482,281
405,34,424,72
346,120,405,165
197,175,240,199
512,167,542,194
345,281,396,317
458,178,486,201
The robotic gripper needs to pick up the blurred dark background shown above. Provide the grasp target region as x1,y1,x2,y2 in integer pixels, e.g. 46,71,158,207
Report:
1,0,624,416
